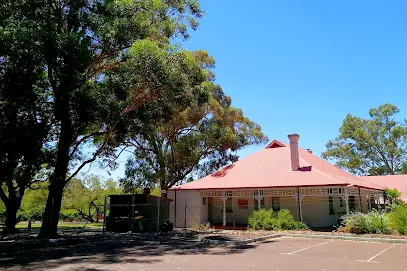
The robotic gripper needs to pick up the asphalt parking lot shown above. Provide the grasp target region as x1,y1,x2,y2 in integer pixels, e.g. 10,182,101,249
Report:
2,236,407,271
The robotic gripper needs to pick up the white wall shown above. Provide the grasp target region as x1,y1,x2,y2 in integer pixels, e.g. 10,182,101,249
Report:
302,196,341,227
231,198,255,225
169,187,369,228
210,197,223,224
168,190,203,228
280,196,298,219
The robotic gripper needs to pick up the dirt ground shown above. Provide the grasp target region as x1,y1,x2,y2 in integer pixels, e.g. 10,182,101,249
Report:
1,233,407,271
196,228,407,241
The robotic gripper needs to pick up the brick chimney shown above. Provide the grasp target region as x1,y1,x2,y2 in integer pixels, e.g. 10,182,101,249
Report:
288,134,300,171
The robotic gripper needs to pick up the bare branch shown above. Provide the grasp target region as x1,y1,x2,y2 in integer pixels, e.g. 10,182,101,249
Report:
125,139,154,152
66,146,104,185
70,131,104,158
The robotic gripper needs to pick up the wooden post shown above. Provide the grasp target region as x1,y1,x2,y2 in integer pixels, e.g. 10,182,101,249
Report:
254,190,264,210
232,197,235,230
296,188,304,222
174,189,177,227
344,187,350,215
184,198,187,229
102,196,107,235
157,197,160,233
358,188,363,212
296,187,301,221
131,195,135,233
221,191,228,227
367,195,371,211
222,199,226,226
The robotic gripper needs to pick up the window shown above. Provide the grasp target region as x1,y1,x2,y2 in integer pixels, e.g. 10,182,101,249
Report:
202,197,207,205
272,197,280,211
339,198,344,207
329,196,335,215
349,195,356,212
226,198,233,212
238,199,249,209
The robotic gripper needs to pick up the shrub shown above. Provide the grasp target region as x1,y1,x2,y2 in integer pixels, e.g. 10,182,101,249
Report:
192,222,213,231
343,211,391,234
248,209,308,231
263,216,278,230
390,205,407,235
60,209,80,221
248,209,273,230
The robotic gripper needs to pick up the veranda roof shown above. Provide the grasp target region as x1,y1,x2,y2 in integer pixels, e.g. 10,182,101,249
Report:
363,175,407,202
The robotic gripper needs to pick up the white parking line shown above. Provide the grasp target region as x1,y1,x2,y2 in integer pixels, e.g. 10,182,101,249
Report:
280,240,334,255
357,244,396,263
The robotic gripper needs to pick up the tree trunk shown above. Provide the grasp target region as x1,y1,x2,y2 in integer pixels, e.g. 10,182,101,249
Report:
39,104,72,238
39,148,70,238
160,182,168,198
28,219,32,231
39,181,64,238
3,188,23,235
4,202,18,234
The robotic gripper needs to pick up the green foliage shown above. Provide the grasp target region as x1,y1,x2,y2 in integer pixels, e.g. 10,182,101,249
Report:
2,175,124,223
390,205,407,235
343,211,392,234
120,51,268,192
385,188,402,207
62,175,123,222
386,188,401,200
60,209,80,222
18,187,48,221
0,0,52,233
322,104,407,175
248,209,272,230
0,0,206,237
248,209,308,231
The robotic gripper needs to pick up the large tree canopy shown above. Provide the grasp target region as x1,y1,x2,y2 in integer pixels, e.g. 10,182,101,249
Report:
0,1,52,233
322,103,407,176
120,51,268,193
1,0,205,237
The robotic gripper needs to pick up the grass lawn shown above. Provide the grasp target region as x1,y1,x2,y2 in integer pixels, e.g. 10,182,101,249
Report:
15,221,103,230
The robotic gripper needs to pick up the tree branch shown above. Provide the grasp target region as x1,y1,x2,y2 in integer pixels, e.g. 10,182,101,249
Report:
66,146,103,185
125,139,154,152
70,131,104,158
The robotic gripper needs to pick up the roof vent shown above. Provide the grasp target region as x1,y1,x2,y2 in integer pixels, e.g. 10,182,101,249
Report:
306,149,313,154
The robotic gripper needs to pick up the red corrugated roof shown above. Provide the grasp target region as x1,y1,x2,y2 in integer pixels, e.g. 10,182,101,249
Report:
362,175,407,202
172,140,383,190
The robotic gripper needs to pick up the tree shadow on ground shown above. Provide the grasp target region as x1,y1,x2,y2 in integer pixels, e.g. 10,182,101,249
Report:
0,233,258,270
203,235,234,241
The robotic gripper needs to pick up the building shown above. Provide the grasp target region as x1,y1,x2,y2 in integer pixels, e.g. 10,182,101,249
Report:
363,175,407,202
168,134,385,228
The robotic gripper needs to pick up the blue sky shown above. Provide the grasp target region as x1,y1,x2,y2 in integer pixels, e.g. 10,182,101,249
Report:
90,0,407,180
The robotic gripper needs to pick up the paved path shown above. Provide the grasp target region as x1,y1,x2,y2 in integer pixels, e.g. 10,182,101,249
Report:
2,236,407,270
